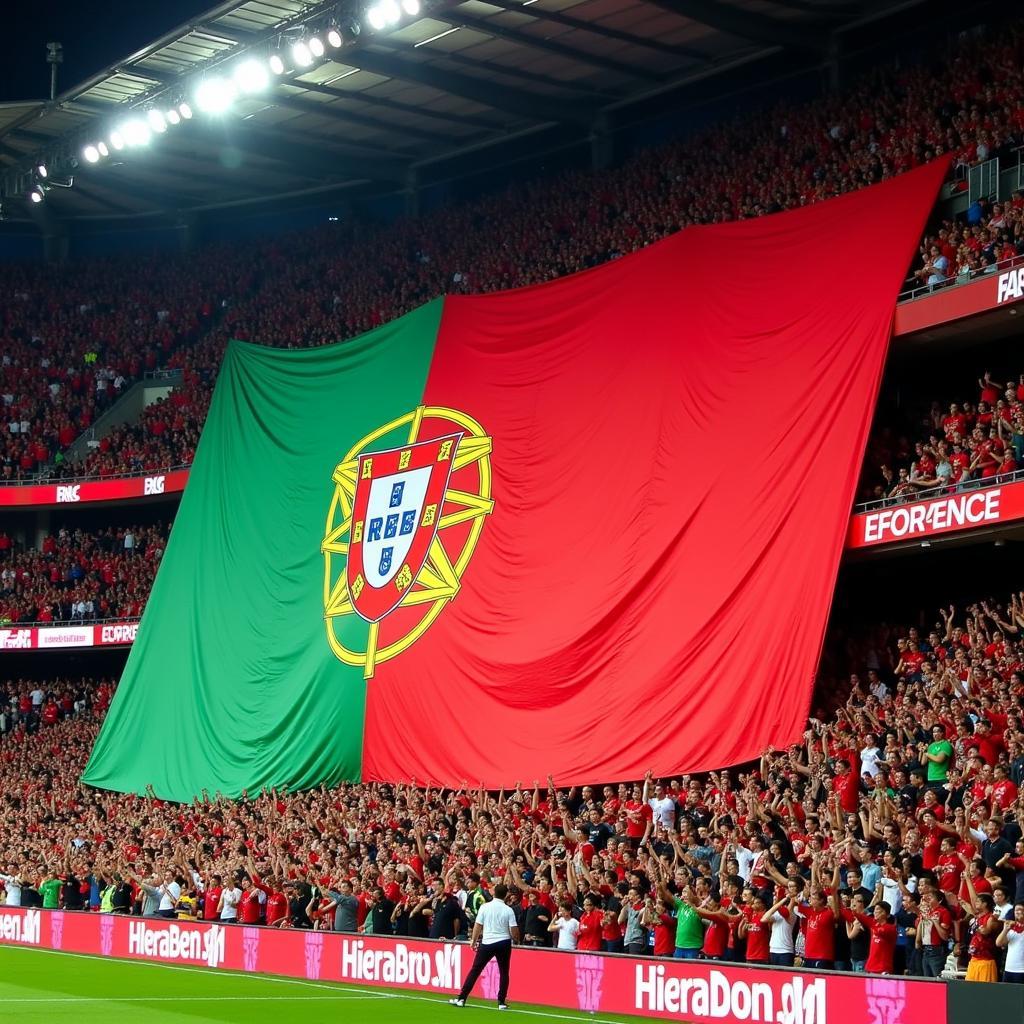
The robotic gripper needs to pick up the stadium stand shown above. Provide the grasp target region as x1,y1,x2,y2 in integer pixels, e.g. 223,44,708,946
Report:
0,253,212,480
0,523,167,625
4,7,1024,1003
1,18,1023,482
861,368,1024,504
2,590,1024,977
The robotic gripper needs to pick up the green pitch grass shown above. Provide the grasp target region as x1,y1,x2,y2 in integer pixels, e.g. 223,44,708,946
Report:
0,944,643,1024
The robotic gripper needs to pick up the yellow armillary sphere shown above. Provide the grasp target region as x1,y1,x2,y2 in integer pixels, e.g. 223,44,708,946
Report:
322,405,493,678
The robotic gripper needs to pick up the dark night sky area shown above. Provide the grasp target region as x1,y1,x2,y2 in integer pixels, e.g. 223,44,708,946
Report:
1,2,214,102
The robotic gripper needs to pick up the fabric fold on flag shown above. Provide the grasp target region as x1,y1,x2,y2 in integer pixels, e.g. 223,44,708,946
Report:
82,160,949,799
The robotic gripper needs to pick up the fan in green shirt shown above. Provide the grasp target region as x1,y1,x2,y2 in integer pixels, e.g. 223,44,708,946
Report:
656,877,704,954
671,899,704,952
39,876,63,910
922,724,953,782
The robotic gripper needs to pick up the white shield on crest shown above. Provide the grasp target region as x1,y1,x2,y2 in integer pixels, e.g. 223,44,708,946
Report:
362,466,432,588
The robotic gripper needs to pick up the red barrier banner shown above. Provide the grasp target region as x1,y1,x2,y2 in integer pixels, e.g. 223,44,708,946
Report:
0,620,139,652
894,260,1024,337
0,907,946,1024
0,469,189,509
846,484,1024,548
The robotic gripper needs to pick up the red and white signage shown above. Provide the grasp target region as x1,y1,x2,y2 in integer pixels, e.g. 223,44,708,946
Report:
0,908,41,945
36,626,95,649
997,266,1024,305
97,622,140,645
0,620,139,652
894,258,1024,336
0,470,188,509
0,628,34,650
0,907,946,1024
847,484,1024,548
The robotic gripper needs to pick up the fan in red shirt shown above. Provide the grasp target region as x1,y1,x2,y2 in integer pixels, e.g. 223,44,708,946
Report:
918,813,949,872
958,858,993,904
650,899,675,957
577,897,604,951
601,785,622,820
797,858,841,969
265,879,290,927
935,838,964,894
942,405,968,441
963,870,1001,984
623,785,652,845
739,893,772,964
693,895,736,960
917,892,953,975
832,759,860,815
842,901,898,973
397,835,425,881
238,875,267,924
202,874,223,920
991,766,1018,811
379,868,402,905
600,908,624,953
974,720,1005,766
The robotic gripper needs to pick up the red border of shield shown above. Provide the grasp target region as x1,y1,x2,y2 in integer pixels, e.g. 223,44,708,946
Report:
346,433,462,623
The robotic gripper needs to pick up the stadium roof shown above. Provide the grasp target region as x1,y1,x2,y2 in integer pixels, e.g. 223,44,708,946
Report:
0,0,922,224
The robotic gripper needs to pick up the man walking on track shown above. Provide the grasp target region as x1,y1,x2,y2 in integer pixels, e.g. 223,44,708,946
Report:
450,883,520,1010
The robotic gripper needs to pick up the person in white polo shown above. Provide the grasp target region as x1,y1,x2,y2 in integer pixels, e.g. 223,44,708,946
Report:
450,883,520,1011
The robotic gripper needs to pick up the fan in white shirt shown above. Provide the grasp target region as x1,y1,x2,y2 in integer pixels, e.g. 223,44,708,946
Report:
763,893,798,958
996,908,1024,979
643,774,676,830
859,736,883,778
0,869,24,907
158,874,181,913
548,904,581,950
219,883,242,920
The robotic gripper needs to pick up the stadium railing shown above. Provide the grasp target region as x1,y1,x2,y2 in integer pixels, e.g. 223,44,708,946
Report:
898,251,1024,303
853,467,1024,515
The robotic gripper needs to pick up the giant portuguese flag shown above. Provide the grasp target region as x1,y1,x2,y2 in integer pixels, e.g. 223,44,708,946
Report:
83,161,948,800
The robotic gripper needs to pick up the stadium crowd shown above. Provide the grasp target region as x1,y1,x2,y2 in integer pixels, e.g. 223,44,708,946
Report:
0,252,216,481
1,21,1024,480
74,393,205,480
4,9,1024,994
861,368,1024,504
2,594,1024,982
0,523,167,625
914,191,1024,290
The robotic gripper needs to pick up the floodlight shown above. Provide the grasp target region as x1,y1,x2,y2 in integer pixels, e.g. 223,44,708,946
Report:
194,77,237,114
233,59,269,94
121,120,152,146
